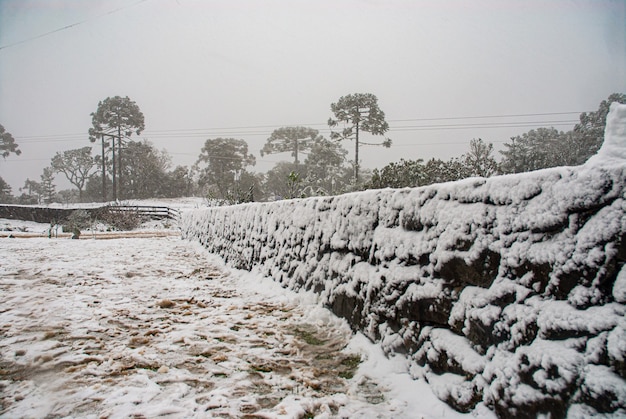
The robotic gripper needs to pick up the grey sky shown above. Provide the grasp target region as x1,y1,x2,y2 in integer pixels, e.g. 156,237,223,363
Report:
0,0,624,192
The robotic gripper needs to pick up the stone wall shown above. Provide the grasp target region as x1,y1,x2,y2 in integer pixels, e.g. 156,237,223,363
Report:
0,205,105,224
181,104,626,418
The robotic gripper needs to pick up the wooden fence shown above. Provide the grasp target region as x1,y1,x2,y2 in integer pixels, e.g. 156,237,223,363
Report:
0,204,179,224
104,205,179,221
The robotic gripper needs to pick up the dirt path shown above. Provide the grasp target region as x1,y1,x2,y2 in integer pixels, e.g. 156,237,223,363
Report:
0,237,392,418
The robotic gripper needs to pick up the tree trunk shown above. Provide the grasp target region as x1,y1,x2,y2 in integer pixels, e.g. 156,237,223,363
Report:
355,120,360,185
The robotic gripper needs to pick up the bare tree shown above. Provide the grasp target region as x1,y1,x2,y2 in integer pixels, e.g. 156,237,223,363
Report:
51,147,96,200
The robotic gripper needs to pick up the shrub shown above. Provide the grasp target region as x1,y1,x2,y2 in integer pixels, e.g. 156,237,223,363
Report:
99,207,144,231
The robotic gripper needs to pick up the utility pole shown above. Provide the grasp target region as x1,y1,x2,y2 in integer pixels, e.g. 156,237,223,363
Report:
118,126,122,200
101,134,106,202
355,119,360,185
97,132,121,202
111,136,116,201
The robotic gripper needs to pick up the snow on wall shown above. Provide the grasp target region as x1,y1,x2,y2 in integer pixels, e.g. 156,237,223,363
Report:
181,103,626,418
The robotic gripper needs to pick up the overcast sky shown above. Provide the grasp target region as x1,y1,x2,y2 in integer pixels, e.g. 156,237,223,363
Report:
0,0,624,192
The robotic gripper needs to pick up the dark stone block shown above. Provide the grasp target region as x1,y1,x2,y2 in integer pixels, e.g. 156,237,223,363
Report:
494,396,567,419
579,370,625,413
550,266,598,300
400,212,424,232
396,293,452,327
617,233,626,263
381,209,400,228
437,248,501,288
427,345,469,377
455,238,473,252
329,291,364,330
465,314,509,351
530,218,568,235
510,261,552,293
513,354,578,419
442,379,483,413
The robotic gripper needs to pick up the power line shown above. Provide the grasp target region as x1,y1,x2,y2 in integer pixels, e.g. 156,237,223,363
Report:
13,124,573,143
13,111,587,144
138,111,587,135
390,120,579,132
393,140,509,148
392,119,578,128
145,122,329,133
390,111,584,122
0,158,51,162
1,153,284,165
0,0,149,51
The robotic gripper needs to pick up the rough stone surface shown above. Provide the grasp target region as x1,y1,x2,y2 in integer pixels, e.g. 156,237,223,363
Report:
0,205,90,223
181,104,626,417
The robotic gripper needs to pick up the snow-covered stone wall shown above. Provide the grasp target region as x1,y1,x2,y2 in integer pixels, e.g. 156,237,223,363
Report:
181,103,626,418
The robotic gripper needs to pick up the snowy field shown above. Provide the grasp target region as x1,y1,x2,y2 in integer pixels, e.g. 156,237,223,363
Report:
0,231,488,419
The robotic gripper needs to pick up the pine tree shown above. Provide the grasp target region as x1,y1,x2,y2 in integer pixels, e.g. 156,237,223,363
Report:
328,93,391,185
40,167,56,204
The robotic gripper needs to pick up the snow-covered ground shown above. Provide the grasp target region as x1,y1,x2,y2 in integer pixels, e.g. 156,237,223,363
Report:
0,219,52,236
0,233,490,418
0,217,178,239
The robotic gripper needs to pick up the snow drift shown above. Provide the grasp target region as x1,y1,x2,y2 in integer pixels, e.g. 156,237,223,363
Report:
181,103,626,418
